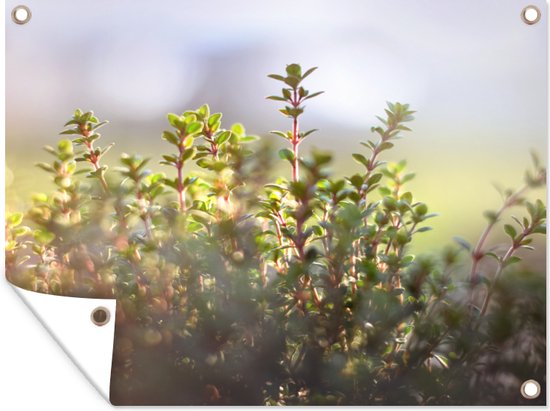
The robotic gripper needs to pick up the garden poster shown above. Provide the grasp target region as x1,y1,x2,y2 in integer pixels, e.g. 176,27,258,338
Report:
5,0,547,406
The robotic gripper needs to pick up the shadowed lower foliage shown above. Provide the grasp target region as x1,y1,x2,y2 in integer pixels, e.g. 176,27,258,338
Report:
5,64,546,405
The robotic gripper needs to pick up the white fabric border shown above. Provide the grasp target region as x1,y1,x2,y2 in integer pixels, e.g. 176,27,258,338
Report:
11,284,116,402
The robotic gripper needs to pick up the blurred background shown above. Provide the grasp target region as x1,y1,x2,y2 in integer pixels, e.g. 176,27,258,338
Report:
5,0,547,267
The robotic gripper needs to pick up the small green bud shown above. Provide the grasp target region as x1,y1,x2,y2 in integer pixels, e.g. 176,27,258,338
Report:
383,197,397,211
416,203,428,216
396,229,410,246
375,211,389,226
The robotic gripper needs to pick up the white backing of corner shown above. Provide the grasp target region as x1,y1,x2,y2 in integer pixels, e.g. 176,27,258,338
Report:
10,285,116,402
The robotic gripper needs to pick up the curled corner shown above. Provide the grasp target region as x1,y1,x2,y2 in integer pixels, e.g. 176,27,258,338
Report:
10,283,116,403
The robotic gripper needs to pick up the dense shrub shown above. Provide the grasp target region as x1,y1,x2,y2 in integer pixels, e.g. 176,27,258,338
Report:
5,64,546,405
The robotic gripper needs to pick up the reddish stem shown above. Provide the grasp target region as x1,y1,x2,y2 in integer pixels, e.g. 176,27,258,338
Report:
479,245,515,317
291,90,300,182
176,133,188,213
83,141,109,194
176,160,186,212
136,190,153,240
469,185,527,284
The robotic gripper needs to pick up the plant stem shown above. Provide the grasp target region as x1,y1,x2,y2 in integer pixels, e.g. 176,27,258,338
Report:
136,190,153,241
360,123,397,202
206,131,219,161
176,133,188,213
176,160,186,212
478,245,515,317
96,170,110,194
479,221,536,318
84,141,110,195
351,122,399,293
287,89,321,306
291,89,300,182
292,128,299,182
468,185,527,284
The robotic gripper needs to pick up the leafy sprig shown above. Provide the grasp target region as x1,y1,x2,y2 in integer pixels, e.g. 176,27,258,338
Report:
268,64,324,182
61,109,113,194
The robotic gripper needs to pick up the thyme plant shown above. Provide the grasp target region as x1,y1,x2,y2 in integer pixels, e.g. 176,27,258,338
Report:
5,64,546,405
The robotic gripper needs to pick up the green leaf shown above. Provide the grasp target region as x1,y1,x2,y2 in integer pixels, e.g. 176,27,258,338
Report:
34,229,55,245
453,236,471,252
91,120,109,131
186,221,203,233
80,111,93,122
503,224,517,240
285,64,302,77
231,123,245,136
432,353,449,369
58,139,74,154
208,113,222,127
302,66,318,79
312,150,332,166
367,173,382,187
270,130,290,140
278,148,295,162
35,162,55,173
101,143,114,156
5,240,18,252
352,153,369,167
161,155,177,164
60,129,80,135
196,158,211,169
183,136,194,148
303,91,324,100
402,173,416,184
266,96,287,102
285,107,304,118
211,161,227,172
184,176,198,186
415,203,428,216
215,130,232,146
149,185,164,199
483,210,499,223
240,135,259,143
182,147,196,162
282,88,292,100
167,113,182,128
311,225,323,236
193,152,209,160
186,121,204,135
6,212,23,227
162,131,179,145
504,256,522,267
64,119,80,127
533,224,546,235
88,133,100,143
284,76,300,89
301,129,318,139
13,226,31,237
401,255,415,265
32,193,49,203
197,104,210,118
163,177,178,190
379,142,394,152
267,74,286,82
289,181,308,200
